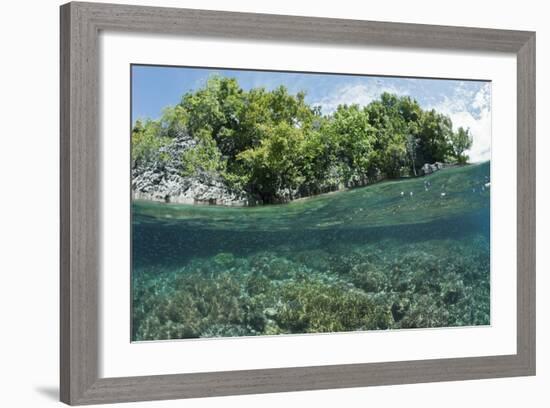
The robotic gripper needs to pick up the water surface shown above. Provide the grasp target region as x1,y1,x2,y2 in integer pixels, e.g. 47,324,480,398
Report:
132,162,490,340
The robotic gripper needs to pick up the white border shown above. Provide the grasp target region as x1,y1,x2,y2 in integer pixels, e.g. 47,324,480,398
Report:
99,32,517,378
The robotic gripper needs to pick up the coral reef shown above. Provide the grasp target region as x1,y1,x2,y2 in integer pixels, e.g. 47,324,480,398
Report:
132,236,489,341
132,163,490,341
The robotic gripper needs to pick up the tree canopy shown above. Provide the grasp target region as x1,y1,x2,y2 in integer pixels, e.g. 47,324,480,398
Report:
132,76,474,203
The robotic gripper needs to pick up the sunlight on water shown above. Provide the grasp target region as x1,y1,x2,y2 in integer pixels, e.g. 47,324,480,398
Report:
132,163,490,341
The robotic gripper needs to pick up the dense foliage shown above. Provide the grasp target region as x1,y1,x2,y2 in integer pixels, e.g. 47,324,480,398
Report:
132,76,473,204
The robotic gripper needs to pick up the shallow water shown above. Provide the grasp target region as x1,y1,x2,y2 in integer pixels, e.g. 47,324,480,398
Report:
132,162,490,340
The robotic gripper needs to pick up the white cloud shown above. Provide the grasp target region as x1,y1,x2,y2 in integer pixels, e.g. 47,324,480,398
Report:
312,82,410,114
313,80,491,163
428,82,491,162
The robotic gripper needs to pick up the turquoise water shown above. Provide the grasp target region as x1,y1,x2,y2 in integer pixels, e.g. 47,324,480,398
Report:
132,162,490,341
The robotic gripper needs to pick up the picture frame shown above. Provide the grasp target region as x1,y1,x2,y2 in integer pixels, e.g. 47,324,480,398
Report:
60,1,536,405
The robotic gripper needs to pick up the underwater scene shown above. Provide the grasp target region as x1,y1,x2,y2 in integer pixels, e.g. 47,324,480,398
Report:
132,162,490,340
130,66,491,341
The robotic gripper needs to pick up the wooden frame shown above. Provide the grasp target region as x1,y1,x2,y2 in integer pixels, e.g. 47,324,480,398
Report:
60,1,536,405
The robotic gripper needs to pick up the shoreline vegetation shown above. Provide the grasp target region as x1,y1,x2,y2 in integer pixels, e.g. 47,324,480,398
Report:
134,162,470,209
132,76,473,206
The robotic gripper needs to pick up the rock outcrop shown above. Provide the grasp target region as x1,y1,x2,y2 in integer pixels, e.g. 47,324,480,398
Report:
421,162,445,176
132,133,250,206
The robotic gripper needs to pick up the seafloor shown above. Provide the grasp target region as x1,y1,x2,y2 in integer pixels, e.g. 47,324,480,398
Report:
131,162,490,341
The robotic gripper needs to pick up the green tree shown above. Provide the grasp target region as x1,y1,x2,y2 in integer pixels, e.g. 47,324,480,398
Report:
406,134,420,176
179,75,245,158
366,94,408,177
299,124,337,194
237,122,306,203
181,129,226,177
322,104,376,184
416,109,453,164
449,126,473,164
159,105,189,138
131,119,170,167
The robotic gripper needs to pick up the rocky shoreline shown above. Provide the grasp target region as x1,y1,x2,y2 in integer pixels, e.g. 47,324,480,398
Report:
132,133,453,207
132,133,251,206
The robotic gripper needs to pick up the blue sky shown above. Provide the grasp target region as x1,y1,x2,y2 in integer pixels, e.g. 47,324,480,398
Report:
131,65,491,162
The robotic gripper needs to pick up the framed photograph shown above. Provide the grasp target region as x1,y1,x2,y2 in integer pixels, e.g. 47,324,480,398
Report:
60,2,536,405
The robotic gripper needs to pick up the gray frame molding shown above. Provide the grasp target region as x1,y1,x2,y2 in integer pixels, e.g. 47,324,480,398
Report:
60,2,536,405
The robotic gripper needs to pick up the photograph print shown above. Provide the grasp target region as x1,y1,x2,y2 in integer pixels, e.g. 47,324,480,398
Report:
131,65,491,341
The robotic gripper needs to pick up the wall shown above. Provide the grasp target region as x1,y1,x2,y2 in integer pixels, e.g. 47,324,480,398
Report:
0,0,546,406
